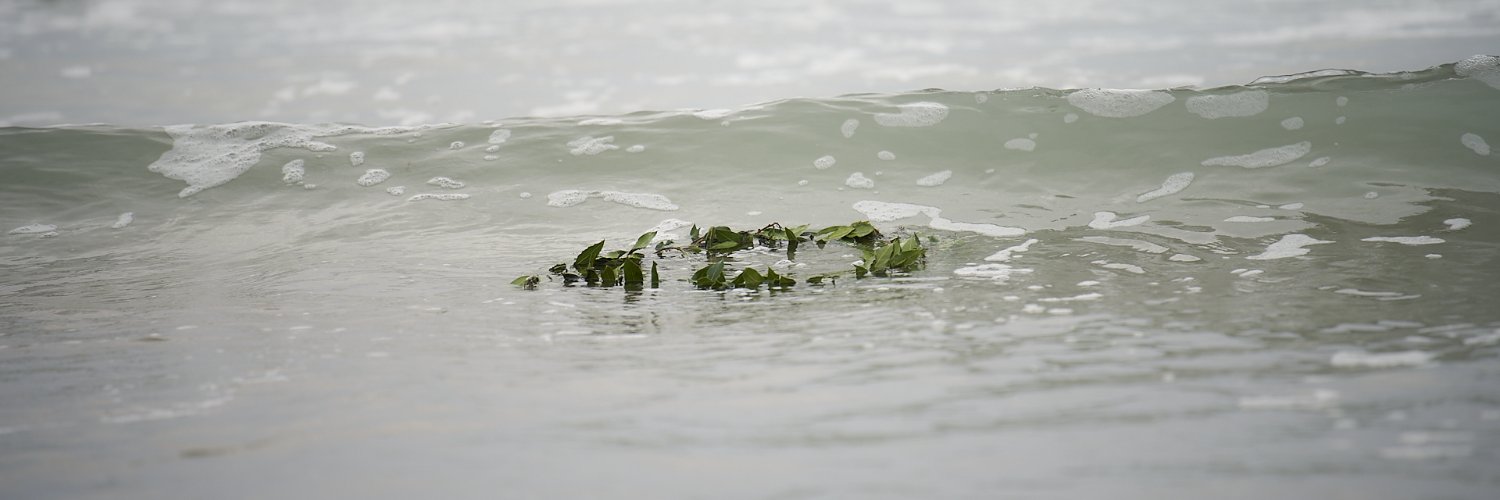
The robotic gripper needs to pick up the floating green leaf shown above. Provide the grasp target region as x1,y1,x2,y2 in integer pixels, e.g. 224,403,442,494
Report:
732,267,764,289
622,258,644,288
631,231,657,253
650,261,660,288
573,240,605,274
511,275,540,289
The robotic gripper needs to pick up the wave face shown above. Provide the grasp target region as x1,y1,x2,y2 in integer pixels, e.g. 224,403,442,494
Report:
2,58,1500,498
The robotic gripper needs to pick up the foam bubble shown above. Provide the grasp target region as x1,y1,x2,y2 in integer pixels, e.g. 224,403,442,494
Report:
915,170,952,187
111,212,134,229
408,193,469,202
426,177,465,189
483,155,499,161
841,119,860,138
1279,203,1304,210
1185,90,1269,119
1066,89,1175,118
873,102,949,127
9,223,57,235
1169,254,1201,262
953,263,1032,281
1246,234,1332,260
488,129,512,144
386,186,406,196
627,144,645,153
1004,138,1036,152
1336,96,1349,107
1335,116,1346,125
1063,113,1078,123
449,141,465,150
485,145,500,153
281,159,305,184
147,122,438,197
1461,133,1490,156
1225,216,1275,222
356,169,391,187
845,172,875,189
1362,236,1445,245
1097,262,1146,274
546,190,679,211
518,192,532,199
568,136,618,155
1456,54,1500,90
1444,218,1472,230
877,150,895,160
852,201,1025,237
1280,117,1304,130
1330,350,1433,368
1202,141,1312,168
1136,172,1193,203
985,238,1038,262
349,151,365,167
974,93,989,103
1089,212,1150,229
814,155,837,169
1308,156,1331,168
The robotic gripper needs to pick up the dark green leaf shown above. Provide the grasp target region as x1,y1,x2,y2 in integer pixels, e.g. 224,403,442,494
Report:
689,225,700,241
733,267,764,288
548,263,567,274
632,231,657,252
622,259,644,286
573,240,605,274
784,228,798,259
710,241,740,251
599,265,617,287
511,275,540,289
650,261,660,288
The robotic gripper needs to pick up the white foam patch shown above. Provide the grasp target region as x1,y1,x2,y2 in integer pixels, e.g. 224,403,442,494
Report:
1185,90,1269,119
1136,172,1193,203
1063,113,1079,123
814,155,836,169
985,238,1038,262
1089,211,1150,229
1330,350,1433,368
1003,138,1036,151
693,109,734,120
1279,203,1304,210
408,193,469,201
845,172,875,189
483,155,498,161
877,150,895,160
488,129,511,144
1335,289,1420,301
1066,89,1175,118
449,141,465,150
1308,156,1331,168
1362,236,1445,245
147,122,437,197
852,201,1026,237
1461,133,1490,156
485,145,500,153
644,218,693,241
546,190,679,211
568,136,618,155
518,192,532,199
281,159,305,184
1202,141,1312,169
1455,54,1500,90
349,151,365,167
9,223,56,235
1096,261,1145,274
1169,254,1201,262
1335,116,1346,125
111,212,134,229
953,264,1032,281
841,119,860,138
426,177,465,189
1038,293,1102,303
1246,234,1332,260
915,170,952,187
579,118,622,126
386,186,406,196
872,102,949,127
626,145,645,153
1336,96,1349,107
356,169,391,187
1444,218,1471,231
1078,236,1169,254
1226,216,1275,222
1280,117,1304,130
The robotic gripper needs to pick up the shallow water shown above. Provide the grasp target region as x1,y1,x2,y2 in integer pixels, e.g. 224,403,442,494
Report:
4,1,1500,498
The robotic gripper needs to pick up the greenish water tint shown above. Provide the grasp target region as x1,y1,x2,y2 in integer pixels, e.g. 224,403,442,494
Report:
2,59,1500,498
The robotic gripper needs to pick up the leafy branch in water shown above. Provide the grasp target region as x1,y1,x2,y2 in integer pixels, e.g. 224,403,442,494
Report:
513,221,926,291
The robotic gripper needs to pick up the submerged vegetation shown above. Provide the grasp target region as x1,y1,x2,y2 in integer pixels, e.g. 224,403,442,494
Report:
512,221,928,291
